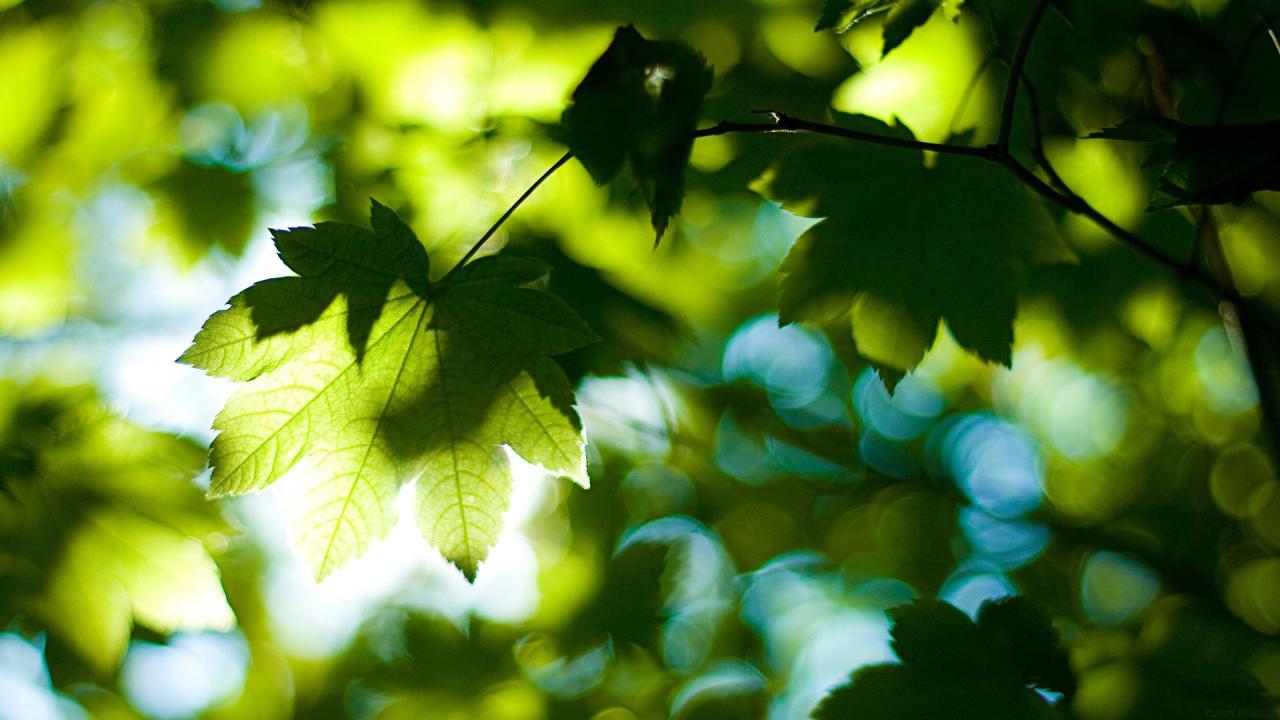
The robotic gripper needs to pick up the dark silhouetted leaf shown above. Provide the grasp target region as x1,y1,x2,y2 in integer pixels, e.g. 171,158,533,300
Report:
561,25,713,240
757,115,1063,375
978,595,1076,696
889,598,996,669
1091,117,1280,209
153,161,256,256
813,597,1070,720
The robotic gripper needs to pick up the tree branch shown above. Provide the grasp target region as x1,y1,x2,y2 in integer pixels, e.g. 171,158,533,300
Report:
442,116,988,275
693,112,992,158
996,0,1053,154
1012,73,1201,286
1019,74,1072,195
449,109,1219,303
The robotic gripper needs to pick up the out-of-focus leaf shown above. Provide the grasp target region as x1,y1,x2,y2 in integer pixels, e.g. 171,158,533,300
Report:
962,0,1052,58
757,115,1062,375
0,381,230,673
42,510,234,673
561,25,713,240
0,209,74,337
813,597,1069,720
565,540,669,650
670,661,768,720
0,22,65,163
1090,117,1280,210
181,201,596,580
153,161,257,257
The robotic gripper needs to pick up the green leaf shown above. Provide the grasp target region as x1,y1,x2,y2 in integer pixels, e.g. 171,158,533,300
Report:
978,595,1076,696
757,115,1062,374
42,510,235,673
888,598,995,669
816,0,947,57
813,597,1069,720
1090,117,1280,210
812,663,1058,720
561,25,713,240
152,160,256,258
181,201,597,581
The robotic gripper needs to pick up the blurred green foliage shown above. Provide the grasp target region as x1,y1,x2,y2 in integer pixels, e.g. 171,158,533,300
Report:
1,0,1280,719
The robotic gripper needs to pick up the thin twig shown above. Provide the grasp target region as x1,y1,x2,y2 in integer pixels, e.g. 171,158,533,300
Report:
996,0,1053,154
693,112,993,158
1015,69,1214,292
442,150,574,281
1019,74,1072,196
998,155,1199,282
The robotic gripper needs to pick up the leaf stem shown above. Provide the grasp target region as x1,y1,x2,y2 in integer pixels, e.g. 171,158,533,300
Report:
996,0,1052,154
441,150,574,282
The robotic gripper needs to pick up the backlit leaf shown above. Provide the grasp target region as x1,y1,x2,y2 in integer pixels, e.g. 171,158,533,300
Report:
182,201,597,580
42,510,235,673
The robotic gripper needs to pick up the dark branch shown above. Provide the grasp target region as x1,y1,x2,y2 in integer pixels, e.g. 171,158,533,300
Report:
1018,74,1071,195
449,109,1224,303
996,0,1052,154
694,112,993,158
